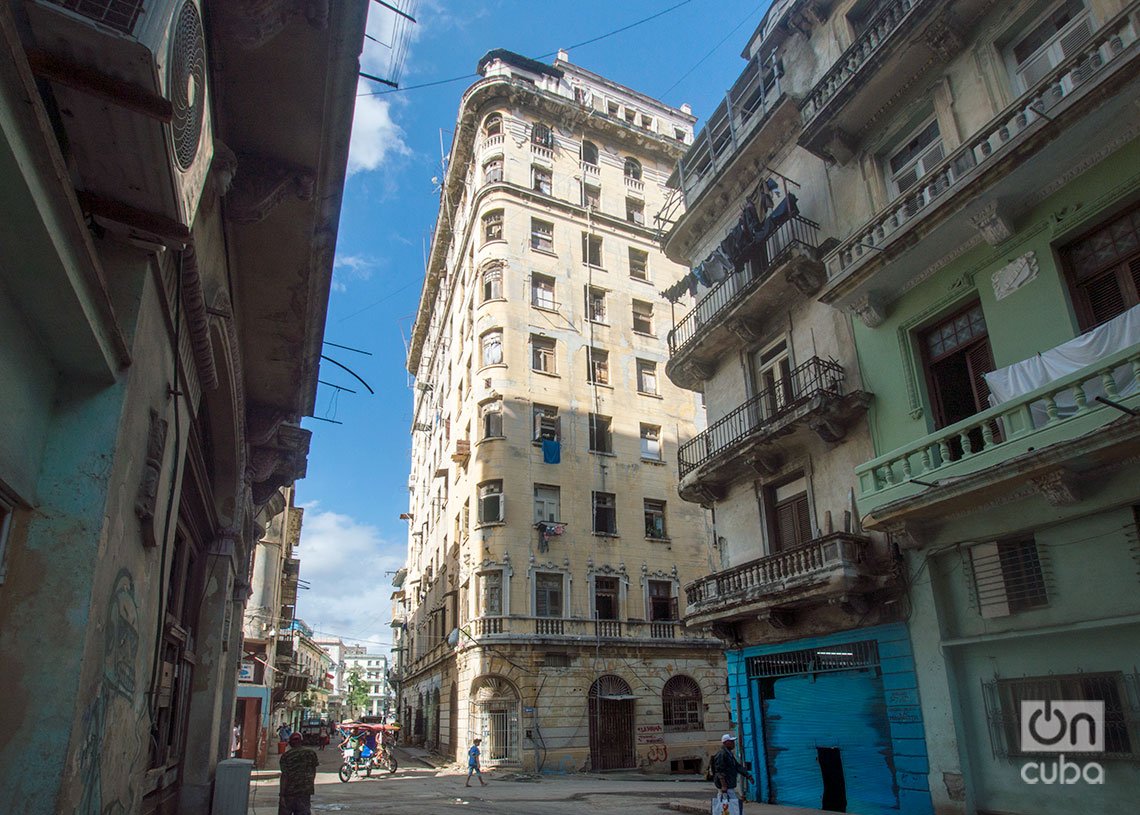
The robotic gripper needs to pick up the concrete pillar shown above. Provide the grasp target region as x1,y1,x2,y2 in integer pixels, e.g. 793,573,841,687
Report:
178,535,238,814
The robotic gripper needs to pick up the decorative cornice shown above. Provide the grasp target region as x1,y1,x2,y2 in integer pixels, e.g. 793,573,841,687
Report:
225,152,315,225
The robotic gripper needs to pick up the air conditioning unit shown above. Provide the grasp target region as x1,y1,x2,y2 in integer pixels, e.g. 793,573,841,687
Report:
27,0,214,244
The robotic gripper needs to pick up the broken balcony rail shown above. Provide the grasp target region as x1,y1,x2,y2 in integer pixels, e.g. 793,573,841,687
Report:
684,532,872,609
857,343,1140,500
827,7,1140,281
678,355,845,479
668,214,821,356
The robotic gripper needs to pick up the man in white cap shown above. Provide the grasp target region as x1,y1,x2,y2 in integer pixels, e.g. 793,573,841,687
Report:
711,733,752,815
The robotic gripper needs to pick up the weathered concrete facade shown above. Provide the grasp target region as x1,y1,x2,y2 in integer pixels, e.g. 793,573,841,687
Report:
398,50,729,774
0,1,366,811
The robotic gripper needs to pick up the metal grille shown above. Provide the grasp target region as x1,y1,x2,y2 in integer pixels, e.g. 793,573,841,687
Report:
169,0,206,170
662,675,703,731
747,640,880,679
963,538,1050,618
51,0,144,34
981,672,1140,759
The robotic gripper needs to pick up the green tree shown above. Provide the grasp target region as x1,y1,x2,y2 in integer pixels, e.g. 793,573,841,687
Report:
345,667,369,716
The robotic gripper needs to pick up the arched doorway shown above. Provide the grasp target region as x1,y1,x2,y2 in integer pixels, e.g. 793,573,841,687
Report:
588,675,635,770
469,676,520,764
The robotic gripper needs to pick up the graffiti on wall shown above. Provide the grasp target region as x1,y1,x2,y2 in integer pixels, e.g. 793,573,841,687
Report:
640,744,669,766
78,569,145,815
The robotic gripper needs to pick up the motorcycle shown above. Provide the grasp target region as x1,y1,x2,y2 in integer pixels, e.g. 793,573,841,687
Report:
337,722,399,782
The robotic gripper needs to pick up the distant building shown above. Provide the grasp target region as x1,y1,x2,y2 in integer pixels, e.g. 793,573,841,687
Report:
399,48,727,773
342,646,394,720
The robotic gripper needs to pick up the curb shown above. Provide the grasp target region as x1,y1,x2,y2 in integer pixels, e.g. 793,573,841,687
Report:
670,801,707,814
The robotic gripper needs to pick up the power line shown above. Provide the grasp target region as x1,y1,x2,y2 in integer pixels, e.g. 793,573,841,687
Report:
359,0,701,98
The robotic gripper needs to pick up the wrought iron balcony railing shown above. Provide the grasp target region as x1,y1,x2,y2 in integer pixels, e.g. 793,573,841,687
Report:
668,214,820,356
679,356,844,478
685,532,873,611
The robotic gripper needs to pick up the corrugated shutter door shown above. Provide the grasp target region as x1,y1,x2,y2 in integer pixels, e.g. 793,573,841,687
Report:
762,671,897,812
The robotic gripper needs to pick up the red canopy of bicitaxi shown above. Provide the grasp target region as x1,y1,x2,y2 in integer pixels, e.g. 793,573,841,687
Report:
338,721,401,732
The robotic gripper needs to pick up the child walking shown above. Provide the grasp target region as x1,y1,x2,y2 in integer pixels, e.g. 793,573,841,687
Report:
466,737,487,787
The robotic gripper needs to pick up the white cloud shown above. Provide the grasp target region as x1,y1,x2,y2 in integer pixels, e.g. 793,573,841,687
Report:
332,253,379,292
294,505,406,650
347,85,412,176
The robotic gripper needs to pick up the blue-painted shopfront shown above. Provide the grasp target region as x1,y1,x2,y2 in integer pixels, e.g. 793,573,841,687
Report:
726,623,933,815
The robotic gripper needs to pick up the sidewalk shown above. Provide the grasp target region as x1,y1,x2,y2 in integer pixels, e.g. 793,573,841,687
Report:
670,798,829,815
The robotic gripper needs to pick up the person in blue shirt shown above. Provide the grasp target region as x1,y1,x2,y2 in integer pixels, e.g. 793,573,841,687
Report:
465,738,487,787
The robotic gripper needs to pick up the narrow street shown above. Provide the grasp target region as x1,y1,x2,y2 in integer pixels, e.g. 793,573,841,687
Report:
248,747,818,815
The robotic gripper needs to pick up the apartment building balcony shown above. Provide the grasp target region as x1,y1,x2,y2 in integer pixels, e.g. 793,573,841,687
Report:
798,0,990,161
467,616,707,645
582,161,600,181
677,357,869,503
821,8,1140,319
478,132,504,156
683,533,881,627
666,214,824,391
857,341,1140,533
663,54,799,262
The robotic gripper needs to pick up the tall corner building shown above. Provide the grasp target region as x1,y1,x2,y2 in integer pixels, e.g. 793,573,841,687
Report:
398,49,727,772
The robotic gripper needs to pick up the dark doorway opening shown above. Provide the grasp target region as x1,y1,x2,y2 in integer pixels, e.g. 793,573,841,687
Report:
817,747,847,812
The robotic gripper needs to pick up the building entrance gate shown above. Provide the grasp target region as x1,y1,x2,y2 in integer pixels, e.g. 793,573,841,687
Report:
588,675,636,770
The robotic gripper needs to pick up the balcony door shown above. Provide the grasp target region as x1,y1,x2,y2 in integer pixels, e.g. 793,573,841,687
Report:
920,302,996,430
750,339,793,423
766,475,812,553
1062,202,1140,331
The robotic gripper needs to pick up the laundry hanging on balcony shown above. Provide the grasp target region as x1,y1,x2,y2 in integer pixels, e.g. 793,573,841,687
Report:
541,438,561,464
535,521,566,552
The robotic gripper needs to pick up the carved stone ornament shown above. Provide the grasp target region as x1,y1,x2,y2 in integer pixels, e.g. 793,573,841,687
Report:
135,407,169,548
225,152,316,225
727,318,761,343
1032,468,1079,506
991,252,1039,301
969,202,1014,246
809,415,846,444
922,10,964,61
681,359,714,383
884,520,924,550
215,0,330,50
247,421,312,507
850,292,886,328
747,449,783,477
784,253,826,296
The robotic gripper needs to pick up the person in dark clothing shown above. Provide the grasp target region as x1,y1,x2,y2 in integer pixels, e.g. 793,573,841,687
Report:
279,732,320,815
711,734,752,815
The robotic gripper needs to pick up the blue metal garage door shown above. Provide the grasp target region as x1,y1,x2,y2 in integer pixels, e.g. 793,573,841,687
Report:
757,646,897,812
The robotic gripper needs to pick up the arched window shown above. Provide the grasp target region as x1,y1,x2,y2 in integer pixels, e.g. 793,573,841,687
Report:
531,123,553,148
480,262,503,302
581,140,599,166
662,675,702,732
623,157,642,180
481,209,504,244
483,114,502,137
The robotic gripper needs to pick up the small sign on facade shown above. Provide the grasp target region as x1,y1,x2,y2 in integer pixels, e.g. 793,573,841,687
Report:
238,661,255,682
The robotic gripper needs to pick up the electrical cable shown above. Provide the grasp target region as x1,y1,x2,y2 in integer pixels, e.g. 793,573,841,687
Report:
658,2,765,99
360,0,701,97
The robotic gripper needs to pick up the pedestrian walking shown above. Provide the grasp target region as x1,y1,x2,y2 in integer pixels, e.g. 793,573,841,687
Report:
279,732,319,815
277,723,292,743
465,737,487,787
318,724,329,751
710,734,752,815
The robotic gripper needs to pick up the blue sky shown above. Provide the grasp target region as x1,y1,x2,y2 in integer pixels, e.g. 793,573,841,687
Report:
294,0,770,649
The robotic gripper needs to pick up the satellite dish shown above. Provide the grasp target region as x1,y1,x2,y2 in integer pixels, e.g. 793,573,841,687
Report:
446,628,460,648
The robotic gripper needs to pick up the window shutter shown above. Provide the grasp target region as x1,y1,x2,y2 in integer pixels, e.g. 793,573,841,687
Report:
794,494,813,544
1081,270,1127,328
1058,17,1093,57
775,502,798,551
964,339,997,414
1130,257,1140,296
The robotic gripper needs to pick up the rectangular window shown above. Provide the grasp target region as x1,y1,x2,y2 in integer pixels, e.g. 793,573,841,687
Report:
478,480,504,524
921,301,995,431
629,247,649,280
480,571,503,616
749,340,793,419
462,500,470,539
480,329,503,367
532,404,560,442
483,158,503,185
1006,0,1091,91
649,580,678,621
481,263,503,302
768,475,812,552
1062,203,1140,330
969,537,1048,618
582,183,600,210
640,424,661,460
640,114,653,130
592,491,617,535
531,273,556,310
594,576,619,620
607,100,620,117
530,335,557,374
532,165,552,195
482,209,504,243
535,572,563,617
626,198,645,225
585,286,607,323
624,107,636,124
636,359,658,395
534,485,561,523
632,300,653,334
588,414,613,453
582,233,603,267
481,400,503,439
531,218,554,252
644,499,667,539
887,118,944,197
587,348,609,385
